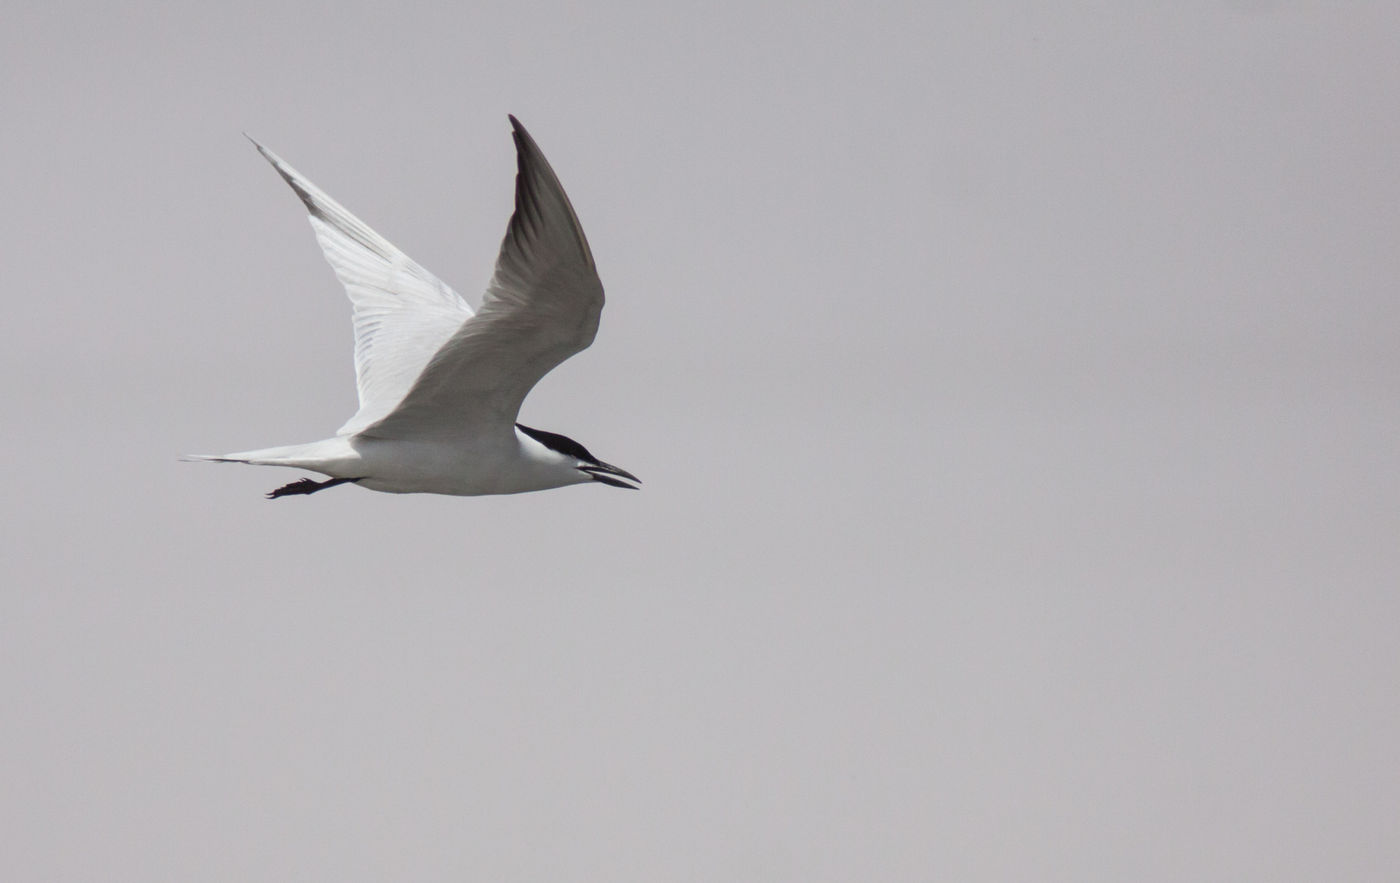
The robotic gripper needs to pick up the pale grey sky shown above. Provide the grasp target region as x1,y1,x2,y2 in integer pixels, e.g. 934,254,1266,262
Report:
3,2,1398,880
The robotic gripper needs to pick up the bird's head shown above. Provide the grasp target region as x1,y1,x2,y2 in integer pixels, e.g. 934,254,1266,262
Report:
516,423,641,490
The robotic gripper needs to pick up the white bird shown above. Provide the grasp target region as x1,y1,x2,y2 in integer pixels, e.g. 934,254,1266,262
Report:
188,116,639,498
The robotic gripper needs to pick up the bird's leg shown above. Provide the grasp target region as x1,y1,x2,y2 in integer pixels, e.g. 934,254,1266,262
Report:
266,476,358,500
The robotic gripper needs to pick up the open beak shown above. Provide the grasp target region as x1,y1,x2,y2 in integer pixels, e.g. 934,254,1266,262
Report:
581,462,641,490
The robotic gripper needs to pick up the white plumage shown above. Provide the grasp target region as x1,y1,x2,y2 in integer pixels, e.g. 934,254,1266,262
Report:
188,116,638,498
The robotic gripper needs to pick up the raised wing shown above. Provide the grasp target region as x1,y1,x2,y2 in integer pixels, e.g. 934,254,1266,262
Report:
358,116,605,441
249,138,474,436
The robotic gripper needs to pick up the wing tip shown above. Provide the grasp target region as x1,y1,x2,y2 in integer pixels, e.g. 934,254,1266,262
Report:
507,115,542,159
244,132,280,166
244,135,319,214
499,115,599,271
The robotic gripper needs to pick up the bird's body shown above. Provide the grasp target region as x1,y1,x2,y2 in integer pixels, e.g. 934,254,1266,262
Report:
188,117,638,498
210,427,591,496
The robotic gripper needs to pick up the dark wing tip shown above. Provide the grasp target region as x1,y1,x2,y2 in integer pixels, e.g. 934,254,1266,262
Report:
507,115,530,149
508,116,545,170
500,116,597,270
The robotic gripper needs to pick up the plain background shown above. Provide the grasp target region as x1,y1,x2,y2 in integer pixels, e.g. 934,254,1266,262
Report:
3,2,1397,880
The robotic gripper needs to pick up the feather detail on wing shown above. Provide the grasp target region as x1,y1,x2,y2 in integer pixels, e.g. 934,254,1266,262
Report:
248,137,474,436
357,116,605,441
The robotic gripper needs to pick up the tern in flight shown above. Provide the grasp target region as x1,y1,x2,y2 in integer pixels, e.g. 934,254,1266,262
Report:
188,116,639,498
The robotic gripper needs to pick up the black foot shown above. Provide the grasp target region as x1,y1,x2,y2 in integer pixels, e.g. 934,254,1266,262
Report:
266,477,357,500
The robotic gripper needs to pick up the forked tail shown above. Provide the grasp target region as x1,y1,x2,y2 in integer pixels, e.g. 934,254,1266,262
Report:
180,440,353,469
182,439,363,499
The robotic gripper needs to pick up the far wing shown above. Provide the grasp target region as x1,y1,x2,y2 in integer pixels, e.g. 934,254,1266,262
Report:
250,138,474,436
358,116,604,441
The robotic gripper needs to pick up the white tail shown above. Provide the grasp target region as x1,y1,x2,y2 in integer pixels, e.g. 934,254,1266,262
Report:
181,438,359,473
